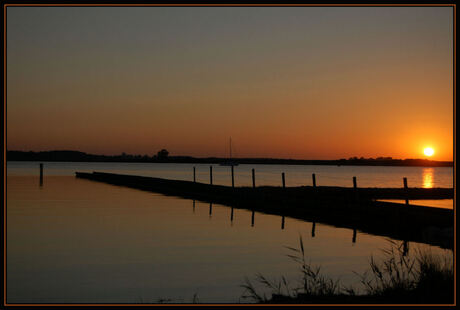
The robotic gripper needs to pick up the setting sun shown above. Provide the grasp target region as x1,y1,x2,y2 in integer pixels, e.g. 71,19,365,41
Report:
424,147,435,157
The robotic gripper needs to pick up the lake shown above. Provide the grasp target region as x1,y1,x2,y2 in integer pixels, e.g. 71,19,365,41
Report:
6,162,454,303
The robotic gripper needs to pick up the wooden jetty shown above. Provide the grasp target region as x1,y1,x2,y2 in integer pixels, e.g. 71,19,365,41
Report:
75,171,454,249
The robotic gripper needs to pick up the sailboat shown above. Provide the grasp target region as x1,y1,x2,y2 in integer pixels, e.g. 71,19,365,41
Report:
220,138,239,166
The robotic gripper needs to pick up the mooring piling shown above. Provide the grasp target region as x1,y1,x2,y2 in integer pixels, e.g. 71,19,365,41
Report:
353,176,358,202
312,173,316,187
312,221,316,237
39,163,43,185
231,165,235,188
281,216,285,230
252,168,256,188
403,177,409,205
193,167,196,183
210,166,213,185
352,228,357,243
282,172,286,188
251,210,255,226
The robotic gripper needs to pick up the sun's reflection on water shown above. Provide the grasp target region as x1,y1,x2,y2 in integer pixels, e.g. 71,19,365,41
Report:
423,168,434,188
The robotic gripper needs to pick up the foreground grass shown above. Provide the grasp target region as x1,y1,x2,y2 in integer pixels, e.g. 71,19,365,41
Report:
241,237,454,304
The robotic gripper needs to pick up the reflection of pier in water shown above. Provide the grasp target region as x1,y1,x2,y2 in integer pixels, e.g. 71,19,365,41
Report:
191,199,366,246
186,196,423,249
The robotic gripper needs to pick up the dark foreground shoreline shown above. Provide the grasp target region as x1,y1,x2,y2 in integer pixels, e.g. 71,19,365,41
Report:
75,171,454,250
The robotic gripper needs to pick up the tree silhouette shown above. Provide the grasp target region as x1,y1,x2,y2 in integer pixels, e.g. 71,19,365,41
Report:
157,149,169,159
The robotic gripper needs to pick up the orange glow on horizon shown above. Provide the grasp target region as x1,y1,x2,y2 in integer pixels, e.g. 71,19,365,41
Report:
5,7,453,162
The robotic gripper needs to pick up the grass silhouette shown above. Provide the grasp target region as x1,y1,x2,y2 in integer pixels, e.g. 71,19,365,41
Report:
241,237,453,304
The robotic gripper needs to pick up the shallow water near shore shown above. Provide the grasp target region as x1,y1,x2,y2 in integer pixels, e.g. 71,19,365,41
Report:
6,162,453,303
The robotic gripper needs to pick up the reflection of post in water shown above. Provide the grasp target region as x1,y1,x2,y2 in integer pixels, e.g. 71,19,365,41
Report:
251,210,255,227
281,216,285,230
193,200,195,213
403,241,409,256
352,228,357,244
311,222,316,237
209,203,213,217
230,207,234,222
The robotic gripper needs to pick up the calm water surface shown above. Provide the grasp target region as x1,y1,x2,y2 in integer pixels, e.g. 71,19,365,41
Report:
7,161,454,188
6,162,453,303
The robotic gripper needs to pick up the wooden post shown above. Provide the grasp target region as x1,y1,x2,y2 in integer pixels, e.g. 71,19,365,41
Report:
209,203,213,216
230,207,234,222
231,165,234,188
352,229,357,243
312,173,316,187
311,221,316,237
403,177,408,205
251,210,255,226
353,176,358,203
281,174,286,230
252,168,255,188
192,200,195,213
210,166,213,185
39,163,43,185
193,167,196,183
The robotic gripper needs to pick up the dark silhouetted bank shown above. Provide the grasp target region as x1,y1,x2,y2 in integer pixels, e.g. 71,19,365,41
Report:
7,150,453,167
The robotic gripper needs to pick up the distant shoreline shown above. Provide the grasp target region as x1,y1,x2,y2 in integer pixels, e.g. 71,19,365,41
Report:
6,150,453,167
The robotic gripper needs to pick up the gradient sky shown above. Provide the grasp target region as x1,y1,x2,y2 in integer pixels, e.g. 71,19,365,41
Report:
6,6,454,160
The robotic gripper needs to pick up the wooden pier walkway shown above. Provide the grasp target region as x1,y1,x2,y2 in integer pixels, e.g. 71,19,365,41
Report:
75,171,454,249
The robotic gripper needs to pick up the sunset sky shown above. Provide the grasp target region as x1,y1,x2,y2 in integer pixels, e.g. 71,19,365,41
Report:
6,6,454,160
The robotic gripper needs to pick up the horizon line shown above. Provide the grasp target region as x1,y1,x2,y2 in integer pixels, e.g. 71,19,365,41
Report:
6,149,454,163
